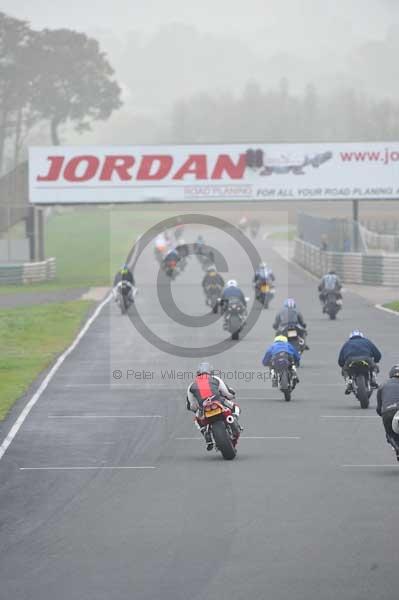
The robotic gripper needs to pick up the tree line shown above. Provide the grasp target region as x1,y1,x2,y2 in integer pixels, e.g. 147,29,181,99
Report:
0,11,122,174
168,79,399,144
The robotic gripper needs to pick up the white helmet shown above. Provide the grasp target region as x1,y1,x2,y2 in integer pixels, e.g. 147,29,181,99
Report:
349,330,364,339
227,280,237,287
392,411,399,435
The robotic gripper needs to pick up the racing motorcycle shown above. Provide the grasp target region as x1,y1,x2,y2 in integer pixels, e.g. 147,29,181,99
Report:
198,397,241,460
115,281,136,314
223,300,247,340
255,279,275,309
204,284,223,314
163,258,178,279
323,291,342,320
270,351,298,402
249,219,260,239
279,325,307,355
344,357,375,409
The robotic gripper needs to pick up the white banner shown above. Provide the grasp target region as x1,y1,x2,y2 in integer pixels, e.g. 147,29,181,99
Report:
29,142,399,204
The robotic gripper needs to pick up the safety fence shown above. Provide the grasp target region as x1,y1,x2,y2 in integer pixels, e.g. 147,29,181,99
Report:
358,224,399,253
0,258,56,285
294,239,399,286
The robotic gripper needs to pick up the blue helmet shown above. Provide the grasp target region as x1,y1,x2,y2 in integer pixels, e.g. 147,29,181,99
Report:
349,330,364,339
284,298,296,309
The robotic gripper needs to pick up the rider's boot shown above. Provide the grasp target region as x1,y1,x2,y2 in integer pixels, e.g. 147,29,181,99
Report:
345,379,353,395
200,426,214,451
370,373,379,389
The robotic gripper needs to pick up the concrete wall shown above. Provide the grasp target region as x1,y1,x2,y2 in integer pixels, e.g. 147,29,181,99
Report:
0,258,56,285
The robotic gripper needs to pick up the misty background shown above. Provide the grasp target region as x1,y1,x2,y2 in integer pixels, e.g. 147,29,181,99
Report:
1,0,399,173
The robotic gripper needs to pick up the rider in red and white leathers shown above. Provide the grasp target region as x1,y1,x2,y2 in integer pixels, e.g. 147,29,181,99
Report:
186,362,241,450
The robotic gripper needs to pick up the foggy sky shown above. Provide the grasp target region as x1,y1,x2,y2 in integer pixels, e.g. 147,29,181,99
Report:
3,1,399,147
3,1,399,50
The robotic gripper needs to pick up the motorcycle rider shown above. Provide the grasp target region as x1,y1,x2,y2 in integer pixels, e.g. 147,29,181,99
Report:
338,330,381,394
186,362,242,451
113,264,135,302
202,265,225,294
318,270,342,311
262,335,300,388
195,234,205,255
254,262,275,285
273,298,309,349
376,365,399,461
163,247,180,272
220,279,247,313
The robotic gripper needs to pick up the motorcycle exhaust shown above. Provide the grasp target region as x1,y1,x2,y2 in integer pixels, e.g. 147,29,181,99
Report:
226,415,235,424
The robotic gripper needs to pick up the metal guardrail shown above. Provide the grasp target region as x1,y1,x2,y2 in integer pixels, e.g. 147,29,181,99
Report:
0,258,56,285
294,239,399,286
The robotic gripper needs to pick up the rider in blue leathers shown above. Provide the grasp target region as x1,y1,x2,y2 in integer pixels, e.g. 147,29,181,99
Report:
262,335,300,388
262,335,301,367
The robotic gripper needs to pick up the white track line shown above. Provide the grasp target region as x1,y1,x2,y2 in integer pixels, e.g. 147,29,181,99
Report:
320,415,378,419
0,294,112,462
48,415,164,419
375,304,399,317
19,466,156,471
341,464,399,469
175,436,301,440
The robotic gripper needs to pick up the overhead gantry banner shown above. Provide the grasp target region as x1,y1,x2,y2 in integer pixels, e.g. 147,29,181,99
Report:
29,142,399,204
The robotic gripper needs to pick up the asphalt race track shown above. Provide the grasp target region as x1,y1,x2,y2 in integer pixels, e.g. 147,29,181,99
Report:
0,229,398,600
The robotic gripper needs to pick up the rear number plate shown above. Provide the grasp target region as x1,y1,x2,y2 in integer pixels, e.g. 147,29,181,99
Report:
205,408,222,418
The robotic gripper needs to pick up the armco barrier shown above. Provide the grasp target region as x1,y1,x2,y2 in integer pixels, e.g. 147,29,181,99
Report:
294,239,399,285
0,258,56,285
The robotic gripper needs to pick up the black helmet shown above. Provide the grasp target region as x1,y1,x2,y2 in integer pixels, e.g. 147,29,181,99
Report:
389,365,399,379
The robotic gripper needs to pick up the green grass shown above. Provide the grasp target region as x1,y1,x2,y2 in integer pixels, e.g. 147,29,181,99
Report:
0,207,169,294
268,229,296,241
384,301,399,312
0,300,93,420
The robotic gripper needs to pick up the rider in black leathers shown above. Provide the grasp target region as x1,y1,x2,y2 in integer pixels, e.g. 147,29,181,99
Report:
273,298,308,348
376,365,399,460
338,330,381,394
220,280,247,313
202,266,225,292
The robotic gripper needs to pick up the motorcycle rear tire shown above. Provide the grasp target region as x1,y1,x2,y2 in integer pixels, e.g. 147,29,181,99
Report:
230,315,241,341
284,390,292,402
211,420,236,460
280,370,291,401
356,375,370,409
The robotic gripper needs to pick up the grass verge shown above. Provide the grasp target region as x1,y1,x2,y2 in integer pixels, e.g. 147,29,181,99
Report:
268,229,297,241
0,300,93,420
383,301,399,312
0,207,169,294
